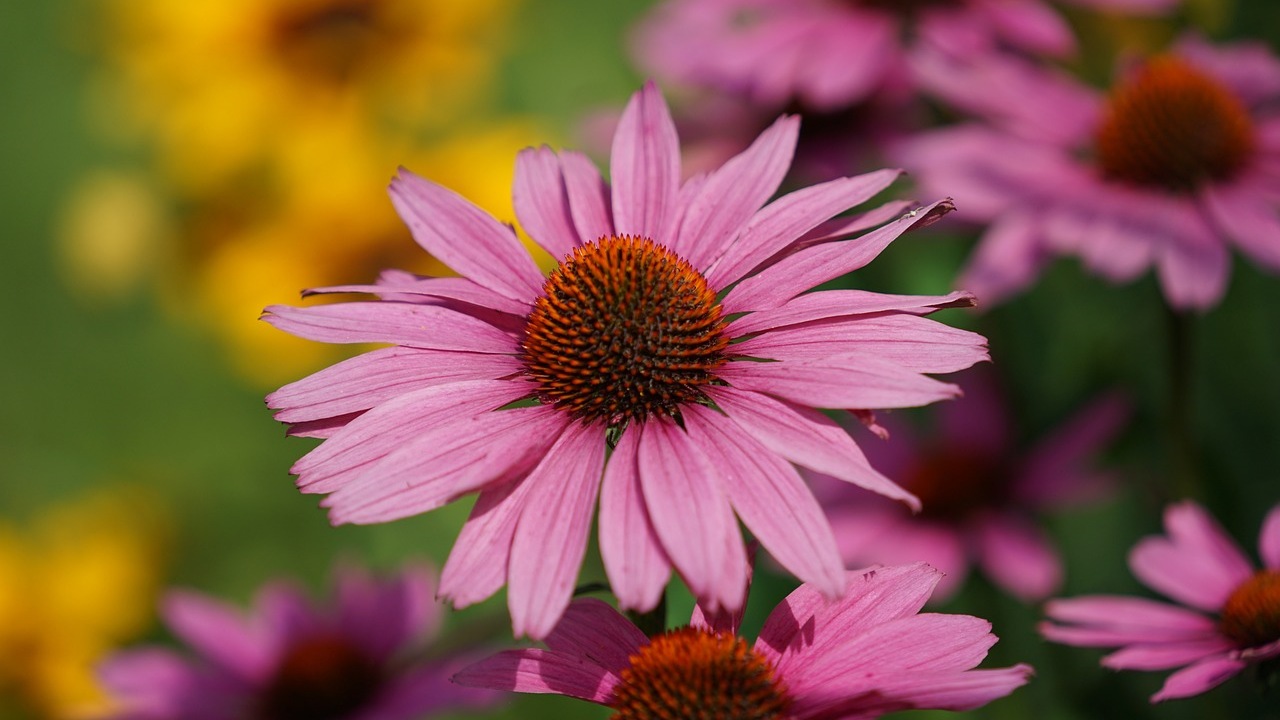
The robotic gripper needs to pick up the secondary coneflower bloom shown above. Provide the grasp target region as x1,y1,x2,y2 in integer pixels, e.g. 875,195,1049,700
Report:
265,82,988,638
98,564,497,720
813,371,1128,603
898,37,1280,309
454,562,1033,718
1042,501,1280,702
633,0,1079,113
0,489,168,718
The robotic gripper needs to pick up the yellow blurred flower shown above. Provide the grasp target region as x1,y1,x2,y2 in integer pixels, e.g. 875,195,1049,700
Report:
0,489,169,719
96,0,518,192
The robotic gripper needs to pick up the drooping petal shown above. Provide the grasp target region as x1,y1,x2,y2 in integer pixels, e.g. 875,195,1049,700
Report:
1041,595,1219,646
335,563,437,663
973,511,1063,602
1101,638,1236,671
1150,654,1246,702
439,476,534,609
160,591,269,682
261,302,519,353
727,289,975,336
560,150,615,244
599,427,671,612
389,168,544,301
1203,182,1280,272
451,649,618,704
815,665,1034,715
1129,501,1255,612
1260,504,1280,570
956,210,1050,307
508,422,607,639
303,275,533,317
718,353,962,410
544,598,651,676
1153,214,1231,311
611,81,680,243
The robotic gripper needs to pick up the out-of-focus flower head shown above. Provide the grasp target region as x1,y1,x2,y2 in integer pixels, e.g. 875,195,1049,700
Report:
898,36,1280,310
813,369,1129,603
263,81,988,639
1043,501,1280,702
455,562,1033,718
97,562,499,720
0,488,168,718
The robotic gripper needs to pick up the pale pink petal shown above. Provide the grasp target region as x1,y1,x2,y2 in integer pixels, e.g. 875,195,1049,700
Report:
1260,504,1280,569
1203,183,1280,272
707,169,902,289
980,0,1074,56
727,289,975,336
599,427,671,612
98,648,246,718
1177,35,1280,106
304,276,532,317
1015,390,1130,508
1130,501,1255,612
973,511,1063,601
734,314,988,374
956,210,1050,308
544,598,650,676
388,168,543,300
795,13,896,109
1154,217,1230,311
791,665,1032,718
268,347,521,424
439,476,533,609
671,114,798,269
718,353,962,409
705,386,919,509
636,418,733,608
323,405,569,525
794,200,914,247
683,405,845,599
160,591,269,681
1150,654,1246,702
336,563,437,662
830,514,970,603
254,581,323,658
261,303,519,354
611,81,680,243
723,199,954,313
508,423,607,639
559,150,615,244
514,145,584,260
1101,638,1236,671
451,649,617,703
1042,595,1219,646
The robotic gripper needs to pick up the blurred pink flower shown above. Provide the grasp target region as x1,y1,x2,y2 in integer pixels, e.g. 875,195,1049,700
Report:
455,562,1032,718
633,0,1081,112
898,37,1280,309
1042,501,1280,702
98,564,497,720
264,82,988,638
813,371,1129,603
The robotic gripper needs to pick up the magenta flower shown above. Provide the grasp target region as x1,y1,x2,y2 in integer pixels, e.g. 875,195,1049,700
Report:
97,564,498,720
812,370,1128,603
898,37,1280,309
455,562,1032,718
1042,501,1280,702
264,82,987,638
633,0,1081,113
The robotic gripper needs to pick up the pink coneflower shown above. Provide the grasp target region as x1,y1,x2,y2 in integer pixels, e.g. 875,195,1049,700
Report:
264,82,988,639
1042,501,1280,702
898,37,1280,309
633,0,1082,113
813,370,1128,603
454,562,1032,718
97,564,498,720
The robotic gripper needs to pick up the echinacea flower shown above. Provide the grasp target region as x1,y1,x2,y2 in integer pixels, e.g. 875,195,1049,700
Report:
813,370,1128,603
454,562,1033,719
1042,501,1280,702
264,82,988,638
633,0,1082,113
98,564,497,720
898,37,1280,309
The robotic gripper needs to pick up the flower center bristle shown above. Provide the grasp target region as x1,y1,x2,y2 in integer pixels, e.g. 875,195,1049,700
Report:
610,627,791,720
522,236,728,426
256,634,383,720
1219,570,1280,649
1095,56,1255,193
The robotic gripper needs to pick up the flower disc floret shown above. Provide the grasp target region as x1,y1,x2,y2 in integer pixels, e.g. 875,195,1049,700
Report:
522,235,728,425
1096,56,1255,192
1219,570,1280,649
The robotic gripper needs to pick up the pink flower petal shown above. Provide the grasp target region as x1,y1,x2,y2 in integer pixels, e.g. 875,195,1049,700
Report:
1130,501,1255,612
559,150,615,245
1015,390,1129,508
1203,182,1280,272
707,169,902,289
1153,213,1230,311
439,477,532,610
1101,638,1236,671
1150,654,1246,702
261,302,519,354
98,648,245,717
508,423,607,639
1042,595,1219,646
973,511,1063,602
671,114,798,270
388,168,544,301
544,598,650,676
303,275,532,317
829,513,970,603
160,591,269,682
514,145,584,260
956,210,1050,308
268,347,522,424
451,648,617,703
981,0,1073,57
727,289,975,336
611,81,680,244
335,563,437,663
636,418,735,610
796,12,896,109
718,352,963,410
705,386,918,509
598,428,671,612
683,405,845,599
1260,504,1280,570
